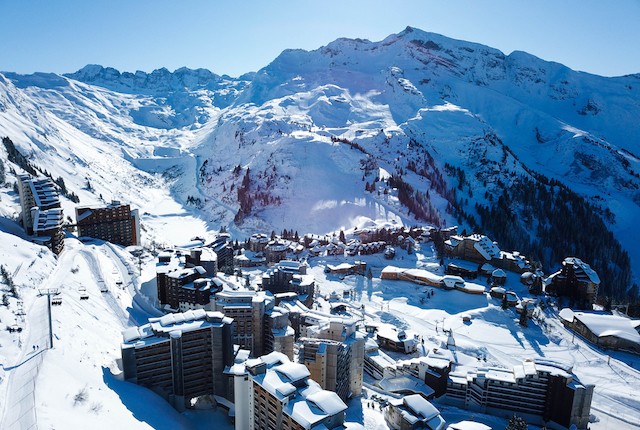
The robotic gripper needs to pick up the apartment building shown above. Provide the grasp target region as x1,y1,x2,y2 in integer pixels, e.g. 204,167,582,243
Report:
213,290,295,359
211,236,234,273
17,175,64,255
264,240,289,264
120,310,234,411
445,358,593,429
280,300,365,400
231,352,347,430
156,248,219,311
299,338,351,401
261,260,315,307
376,328,418,354
75,200,140,246
546,257,600,309
444,234,530,273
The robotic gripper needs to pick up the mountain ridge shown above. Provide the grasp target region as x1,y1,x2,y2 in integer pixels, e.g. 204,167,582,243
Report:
1,27,639,295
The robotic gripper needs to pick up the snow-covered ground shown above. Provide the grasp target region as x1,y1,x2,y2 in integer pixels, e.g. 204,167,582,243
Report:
310,244,640,429
1,179,640,429
1,26,640,429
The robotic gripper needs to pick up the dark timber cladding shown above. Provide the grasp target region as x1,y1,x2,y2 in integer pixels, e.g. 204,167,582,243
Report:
120,310,234,411
76,201,140,246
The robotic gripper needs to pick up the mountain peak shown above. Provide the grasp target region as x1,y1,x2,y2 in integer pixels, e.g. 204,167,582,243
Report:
64,65,228,94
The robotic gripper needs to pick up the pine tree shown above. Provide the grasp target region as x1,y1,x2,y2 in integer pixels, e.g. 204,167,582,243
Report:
519,308,528,327
339,230,346,244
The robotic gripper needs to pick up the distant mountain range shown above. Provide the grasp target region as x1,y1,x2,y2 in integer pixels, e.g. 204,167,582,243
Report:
1,26,639,296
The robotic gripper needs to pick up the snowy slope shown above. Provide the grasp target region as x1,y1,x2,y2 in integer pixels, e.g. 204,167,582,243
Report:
2,27,640,426
1,27,640,278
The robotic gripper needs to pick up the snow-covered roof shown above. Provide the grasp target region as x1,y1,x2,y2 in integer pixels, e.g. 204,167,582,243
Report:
122,310,231,345
447,421,491,430
275,362,311,383
492,268,506,278
388,394,443,429
458,282,485,294
403,394,439,420
569,311,640,344
378,374,435,398
306,390,347,416
564,257,600,284
327,262,356,271
248,352,346,428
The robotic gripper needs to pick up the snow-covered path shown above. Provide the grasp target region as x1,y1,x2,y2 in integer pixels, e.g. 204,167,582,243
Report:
0,244,78,430
1,296,48,430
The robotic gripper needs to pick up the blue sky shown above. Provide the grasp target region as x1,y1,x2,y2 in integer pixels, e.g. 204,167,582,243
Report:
1,0,638,77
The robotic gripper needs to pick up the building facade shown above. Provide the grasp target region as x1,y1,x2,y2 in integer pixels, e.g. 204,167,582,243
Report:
156,248,220,311
231,352,348,430
213,290,295,359
76,200,140,246
120,310,234,410
261,260,315,307
445,359,593,429
384,394,446,430
280,302,365,401
17,175,64,255
546,257,600,309
299,338,351,401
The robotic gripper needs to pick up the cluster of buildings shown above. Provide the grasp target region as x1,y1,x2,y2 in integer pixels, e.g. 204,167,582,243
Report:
361,335,593,430
261,261,315,307
120,225,604,430
155,247,220,311
443,233,602,311
122,271,368,429
444,233,530,274
17,174,141,255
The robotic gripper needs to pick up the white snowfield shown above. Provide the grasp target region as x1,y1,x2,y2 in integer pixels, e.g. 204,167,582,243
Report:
0,26,639,429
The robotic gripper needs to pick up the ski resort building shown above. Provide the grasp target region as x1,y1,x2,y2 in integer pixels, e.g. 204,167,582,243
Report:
377,328,418,354
156,248,220,311
17,175,65,255
444,234,530,273
230,352,348,430
299,338,351,401
213,290,295,359
445,358,593,429
559,308,640,354
265,240,289,264
277,300,365,400
75,200,140,246
384,394,446,430
248,233,270,252
211,236,234,273
297,320,365,402
261,260,315,307
120,310,234,411
546,257,600,309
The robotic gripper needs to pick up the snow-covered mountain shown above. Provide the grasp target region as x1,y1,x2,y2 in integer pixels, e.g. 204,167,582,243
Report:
1,26,639,292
